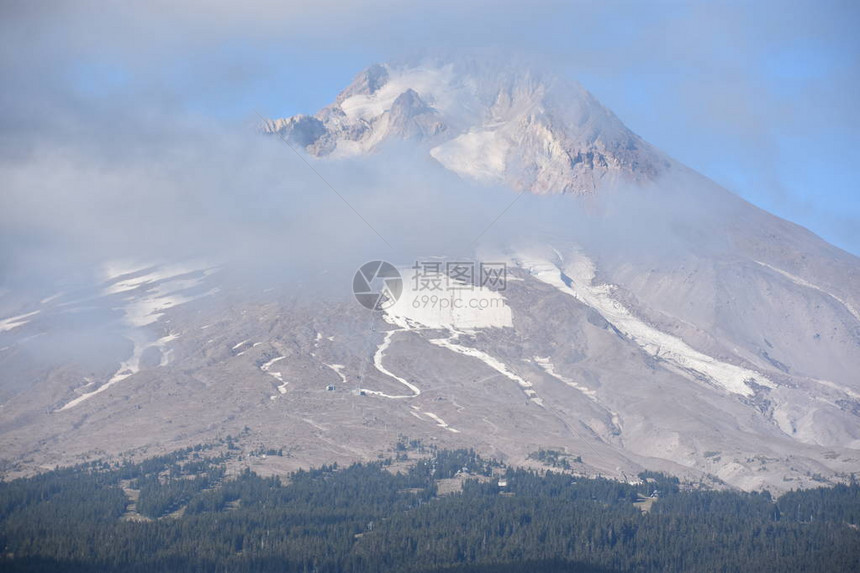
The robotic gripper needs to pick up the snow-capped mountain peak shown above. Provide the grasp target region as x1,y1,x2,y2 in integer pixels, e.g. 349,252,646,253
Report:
264,59,668,194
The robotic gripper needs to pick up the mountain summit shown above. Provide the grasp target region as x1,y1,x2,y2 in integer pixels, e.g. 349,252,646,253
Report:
264,60,668,194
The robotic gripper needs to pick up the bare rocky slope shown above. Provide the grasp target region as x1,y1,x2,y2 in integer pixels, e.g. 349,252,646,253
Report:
1,60,858,492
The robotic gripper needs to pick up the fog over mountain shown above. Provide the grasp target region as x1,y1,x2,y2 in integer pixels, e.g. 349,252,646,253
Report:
0,57,857,494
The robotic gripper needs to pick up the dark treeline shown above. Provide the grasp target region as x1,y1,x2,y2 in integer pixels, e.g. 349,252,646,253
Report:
0,446,858,572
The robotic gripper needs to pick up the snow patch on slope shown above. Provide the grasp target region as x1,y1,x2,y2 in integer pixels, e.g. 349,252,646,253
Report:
360,329,420,399
384,266,512,330
261,356,288,394
101,261,220,327
339,64,477,128
533,356,622,430
57,331,180,411
0,310,40,333
518,251,774,397
326,363,347,385
422,411,460,433
533,356,596,399
430,129,509,182
429,333,543,407
809,377,860,401
755,261,860,322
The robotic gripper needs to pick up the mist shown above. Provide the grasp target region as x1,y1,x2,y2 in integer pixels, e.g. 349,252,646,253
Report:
0,95,743,303
1,1,854,374
2,0,858,255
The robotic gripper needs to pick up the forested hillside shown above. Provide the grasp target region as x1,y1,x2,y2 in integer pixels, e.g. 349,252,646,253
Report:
1,445,858,572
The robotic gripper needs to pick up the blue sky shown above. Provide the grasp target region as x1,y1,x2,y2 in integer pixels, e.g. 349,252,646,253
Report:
3,0,859,254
